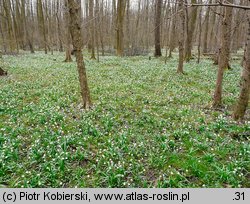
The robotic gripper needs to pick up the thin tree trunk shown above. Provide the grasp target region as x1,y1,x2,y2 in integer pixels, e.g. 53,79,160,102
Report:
154,0,162,57
3,0,16,52
56,0,63,52
185,0,198,62
208,5,217,52
100,0,105,56
0,3,7,53
85,0,91,52
213,2,233,107
197,6,202,64
15,0,24,50
203,2,210,54
112,0,117,49
11,0,19,53
168,4,177,58
89,0,96,59
67,0,92,109
95,0,100,62
22,0,34,53
131,0,141,56
145,0,150,51
177,0,185,74
37,0,48,54
125,0,130,51
64,0,72,62
116,0,126,57
233,14,250,120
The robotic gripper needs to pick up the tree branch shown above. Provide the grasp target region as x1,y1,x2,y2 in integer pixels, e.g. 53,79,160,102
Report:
186,2,250,10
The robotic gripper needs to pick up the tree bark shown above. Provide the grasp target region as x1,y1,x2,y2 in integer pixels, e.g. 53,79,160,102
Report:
116,0,126,57
0,2,7,53
64,0,72,62
37,0,48,54
89,0,96,59
233,14,250,120
208,5,217,52
168,4,177,58
213,2,233,107
197,6,202,64
56,0,63,52
202,3,210,54
67,0,92,109
3,0,16,52
95,0,100,62
177,0,185,74
28,0,35,53
22,0,34,53
185,0,198,62
100,0,105,56
154,0,162,57
131,0,141,56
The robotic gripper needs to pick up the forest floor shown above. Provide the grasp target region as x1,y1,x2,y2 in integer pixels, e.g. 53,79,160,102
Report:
0,52,249,187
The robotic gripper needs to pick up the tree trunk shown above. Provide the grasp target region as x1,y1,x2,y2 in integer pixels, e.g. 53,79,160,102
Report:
177,0,185,74
213,2,233,108
197,6,202,64
208,5,217,52
15,0,24,50
145,0,150,51
22,0,34,53
116,0,126,57
185,0,198,62
3,0,16,52
64,0,72,62
100,0,105,56
233,15,250,120
28,0,35,53
125,0,130,51
95,0,100,62
56,0,63,52
0,3,7,53
37,0,48,54
154,0,162,57
112,0,117,49
203,3,210,54
168,4,177,58
67,0,92,109
131,0,141,56
89,0,96,59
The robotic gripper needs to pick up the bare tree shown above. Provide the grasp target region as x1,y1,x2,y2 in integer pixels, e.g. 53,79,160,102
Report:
67,0,92,109
202,1,211,54
177,0,185,74
64,0,72,62
185,0,198,62
197,6,202,64
154,0,162,57
89,0,96,59
37,0,48,54
168,3,177,58
116,0,126,56
213,1,233,107
56,0,63,52
23,0,35,53
3,0,17,52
